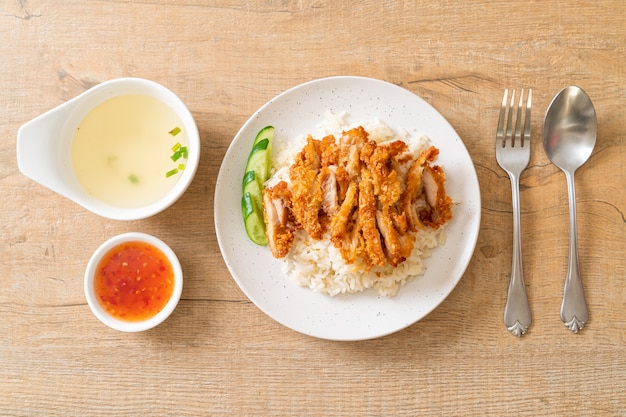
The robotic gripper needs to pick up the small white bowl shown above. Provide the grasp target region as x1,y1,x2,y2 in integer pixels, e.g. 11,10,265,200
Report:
84,232,183,332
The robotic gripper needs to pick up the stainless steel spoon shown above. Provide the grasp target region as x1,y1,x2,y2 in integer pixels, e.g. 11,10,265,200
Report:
542,86,597,333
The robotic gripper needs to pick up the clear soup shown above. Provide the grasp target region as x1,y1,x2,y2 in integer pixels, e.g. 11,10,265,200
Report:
71,94,189,208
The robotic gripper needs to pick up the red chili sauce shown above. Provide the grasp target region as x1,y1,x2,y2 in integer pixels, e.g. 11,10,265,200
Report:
94,241,174,322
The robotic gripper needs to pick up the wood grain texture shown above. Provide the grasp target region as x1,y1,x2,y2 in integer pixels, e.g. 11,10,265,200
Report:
1,0,625,415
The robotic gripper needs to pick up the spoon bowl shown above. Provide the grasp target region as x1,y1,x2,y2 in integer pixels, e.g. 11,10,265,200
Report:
542,85,597,333
543,86,597,172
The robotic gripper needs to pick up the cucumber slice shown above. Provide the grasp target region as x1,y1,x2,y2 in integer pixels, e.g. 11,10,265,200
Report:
243,138,269,190
248,125,274,183
242,170,256,190
241,126,274,245
242,191,267,246
253,125,274,146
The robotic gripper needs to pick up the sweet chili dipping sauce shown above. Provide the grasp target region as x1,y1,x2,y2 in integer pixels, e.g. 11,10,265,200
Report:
94,241,174,321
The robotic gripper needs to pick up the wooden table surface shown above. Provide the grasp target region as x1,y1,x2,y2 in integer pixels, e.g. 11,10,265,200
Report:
1,1,625,415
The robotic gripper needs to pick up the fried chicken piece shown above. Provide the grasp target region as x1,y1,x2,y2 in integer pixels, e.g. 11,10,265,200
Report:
339,211,363,265
319,167,338,216
361,140,407,206
358,169,385,267
420,165,453,229
334,166,351,204
289,136,324,239
329,182,362,263
339,127,368,179
374,206,416,267
375,207,413,267
319,134,340,167
390,210,408,235
339,211,363,264
263,181,295,258
330,182,358,244
400,146,439,232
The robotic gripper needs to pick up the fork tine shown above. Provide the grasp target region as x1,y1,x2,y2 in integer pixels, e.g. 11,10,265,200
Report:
505,89,516,147
514,89,524,147
523,89,532,147
496,89,508,147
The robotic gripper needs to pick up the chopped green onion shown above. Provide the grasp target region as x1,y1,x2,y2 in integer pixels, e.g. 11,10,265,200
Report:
166,136,188,177
171,150,183,161
128,174,139,184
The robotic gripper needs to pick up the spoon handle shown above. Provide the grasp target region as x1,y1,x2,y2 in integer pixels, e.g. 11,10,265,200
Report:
503,174,531,337
561,171,588,333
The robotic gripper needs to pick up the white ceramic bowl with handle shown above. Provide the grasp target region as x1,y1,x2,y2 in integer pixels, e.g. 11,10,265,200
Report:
17,78,200,220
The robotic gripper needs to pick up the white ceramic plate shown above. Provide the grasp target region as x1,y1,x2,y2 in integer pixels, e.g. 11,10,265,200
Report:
214,76,480,341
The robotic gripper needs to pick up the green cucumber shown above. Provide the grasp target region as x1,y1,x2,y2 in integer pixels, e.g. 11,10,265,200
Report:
242,191,267,246
243,138,270,191
242,126,274,245
247,125,274,183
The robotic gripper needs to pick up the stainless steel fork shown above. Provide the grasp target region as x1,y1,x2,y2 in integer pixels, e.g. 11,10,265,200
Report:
496,88,532,337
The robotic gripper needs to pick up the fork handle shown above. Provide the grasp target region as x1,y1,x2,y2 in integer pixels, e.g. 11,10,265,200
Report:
503,174,531,336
